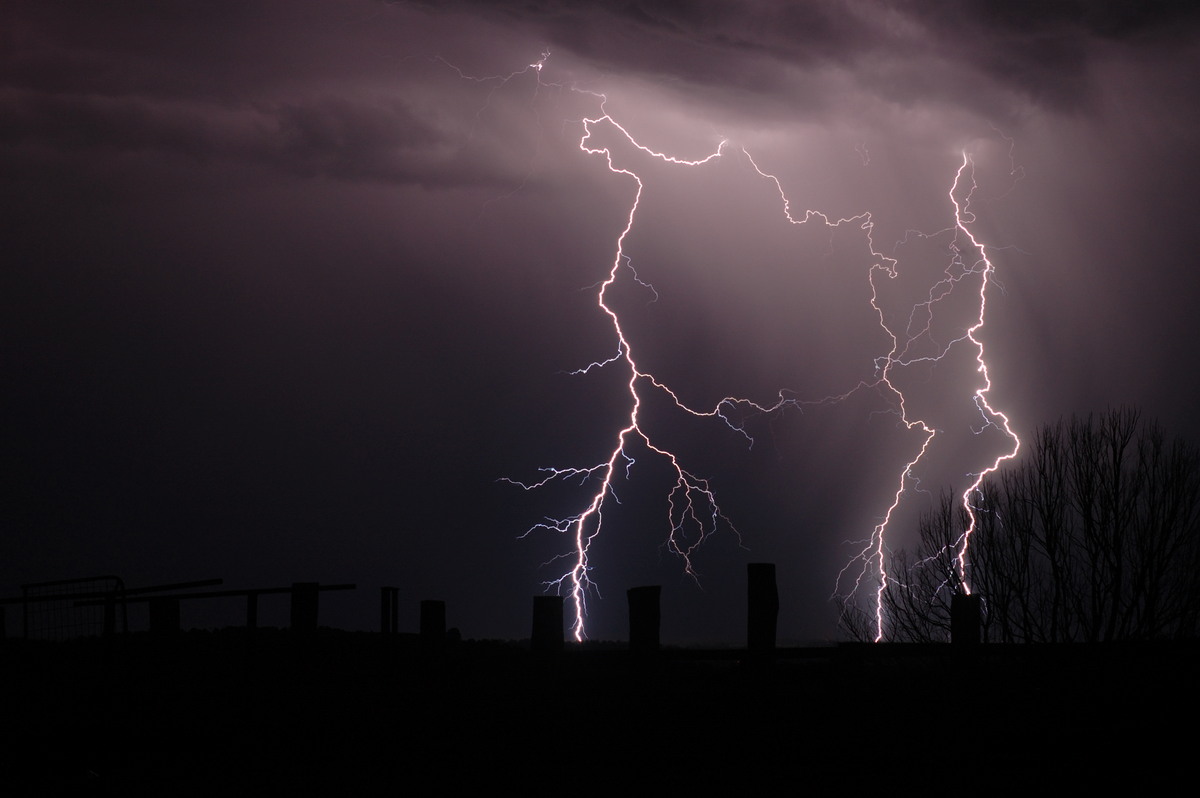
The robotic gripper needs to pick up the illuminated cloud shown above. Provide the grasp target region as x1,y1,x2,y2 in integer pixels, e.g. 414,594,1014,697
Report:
3,0,1198,642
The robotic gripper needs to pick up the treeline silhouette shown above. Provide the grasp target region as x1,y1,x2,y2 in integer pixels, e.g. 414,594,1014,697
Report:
874,408,1200,643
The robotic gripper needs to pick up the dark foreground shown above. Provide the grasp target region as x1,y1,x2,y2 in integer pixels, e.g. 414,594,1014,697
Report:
3,631,1194,794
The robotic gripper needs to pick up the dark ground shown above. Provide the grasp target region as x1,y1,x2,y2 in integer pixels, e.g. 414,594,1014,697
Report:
2,631,1194,794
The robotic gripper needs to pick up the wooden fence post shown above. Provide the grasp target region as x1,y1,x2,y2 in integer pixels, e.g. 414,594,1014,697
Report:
290,582,319,633
627,586,661,655
531,596,564,653
420,600,445,649
747,563,779,656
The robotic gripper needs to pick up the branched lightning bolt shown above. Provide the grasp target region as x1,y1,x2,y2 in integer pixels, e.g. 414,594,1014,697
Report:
738,152,937,642
873,152,1022,633
462,54,1019,642
945,154,1021,594
505,109,740,642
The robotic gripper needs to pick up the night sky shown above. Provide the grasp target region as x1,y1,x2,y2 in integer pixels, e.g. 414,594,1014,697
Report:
5,1,1200,644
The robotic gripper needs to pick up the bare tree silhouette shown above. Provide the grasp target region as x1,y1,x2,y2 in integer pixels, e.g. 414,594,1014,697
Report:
860,409,1200,643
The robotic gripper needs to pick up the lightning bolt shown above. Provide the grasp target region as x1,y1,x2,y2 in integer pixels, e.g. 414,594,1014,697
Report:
826,152,1021,640
505,112,737,642
946,154,1021,594
461,55,1019,642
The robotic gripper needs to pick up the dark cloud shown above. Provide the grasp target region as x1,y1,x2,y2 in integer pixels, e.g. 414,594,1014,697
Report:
0,88,479,190
423,0,1199,123
0,8,549,193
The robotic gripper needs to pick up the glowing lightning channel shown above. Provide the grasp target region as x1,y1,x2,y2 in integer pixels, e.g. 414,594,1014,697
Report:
478,55,1019,642
825,153,1021,640
945,154,1021,594
738,152,938,643
452,53,743,642
506,108,738,642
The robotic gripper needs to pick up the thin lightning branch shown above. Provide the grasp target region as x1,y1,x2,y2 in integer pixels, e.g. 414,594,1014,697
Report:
739,151,940,642
855,141,871,166
462,55,1019,642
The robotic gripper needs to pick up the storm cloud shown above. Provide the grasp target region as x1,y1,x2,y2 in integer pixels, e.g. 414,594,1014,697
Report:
4,1,1199,643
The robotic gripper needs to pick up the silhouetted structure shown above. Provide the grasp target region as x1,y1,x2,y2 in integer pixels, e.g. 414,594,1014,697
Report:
380,587,399,634
68,581,354,634
0,576,129,640
149,596,181,636
289,583,320,633
627,585,661,654
531,595,564,653
2,577,231,640
747,563,779,656
420,600,446,648
951,594,981,645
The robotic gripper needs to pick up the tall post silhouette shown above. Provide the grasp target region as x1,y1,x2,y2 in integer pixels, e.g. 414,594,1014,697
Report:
149,596,181,635
290,582,319,633
381,587,399,634
747,563,779,656
531,596,564,653
420,600,446,649
627,586,661,655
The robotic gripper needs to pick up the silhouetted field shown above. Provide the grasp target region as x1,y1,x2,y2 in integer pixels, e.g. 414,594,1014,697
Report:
3,631,1194,793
